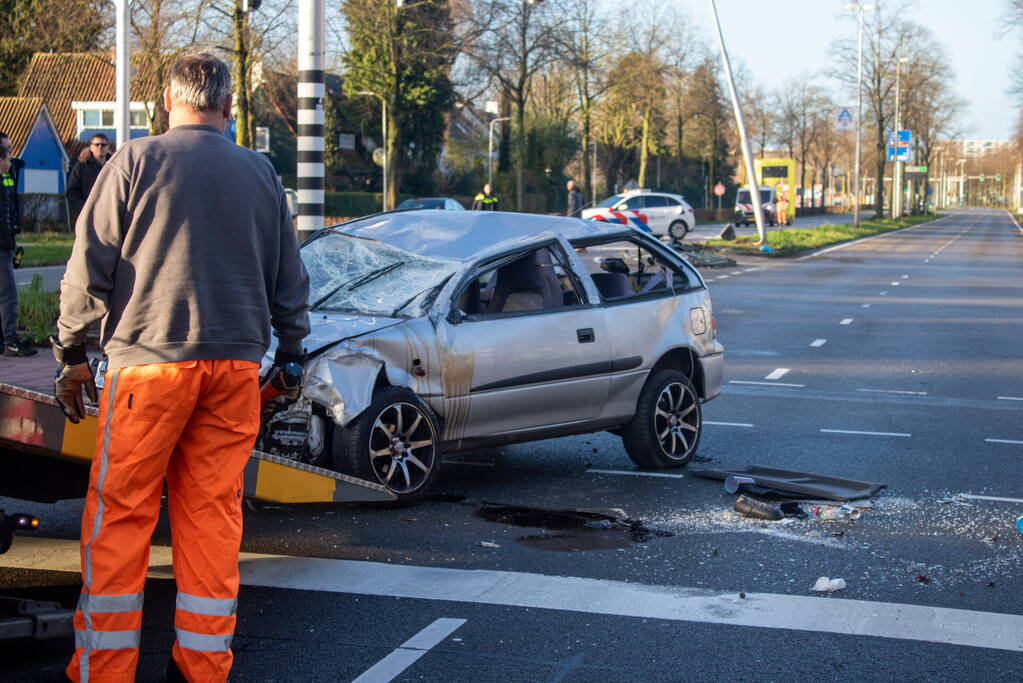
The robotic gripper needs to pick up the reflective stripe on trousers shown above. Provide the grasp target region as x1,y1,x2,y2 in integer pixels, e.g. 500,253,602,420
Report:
65,361,260,683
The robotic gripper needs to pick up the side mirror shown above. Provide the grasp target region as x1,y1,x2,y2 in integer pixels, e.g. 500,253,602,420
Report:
446,309,464,325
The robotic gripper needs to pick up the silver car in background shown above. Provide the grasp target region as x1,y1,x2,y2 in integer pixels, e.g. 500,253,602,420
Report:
260,210,724,503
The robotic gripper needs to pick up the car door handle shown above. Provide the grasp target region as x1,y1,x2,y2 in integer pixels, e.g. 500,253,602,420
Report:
577,328,595,343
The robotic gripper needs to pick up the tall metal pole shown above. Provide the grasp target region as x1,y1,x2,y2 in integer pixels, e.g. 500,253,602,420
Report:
852,6,866,227
488,116,509,189
114,0,129,151
892,62,901,218
296,0,325,240
591,132,597,205
707,0,767,246
382,98,388,211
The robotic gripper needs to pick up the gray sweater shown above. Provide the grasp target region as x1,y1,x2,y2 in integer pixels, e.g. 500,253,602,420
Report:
58,124,310,369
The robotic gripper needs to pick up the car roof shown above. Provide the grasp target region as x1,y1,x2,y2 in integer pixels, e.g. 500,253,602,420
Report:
327,209,633,261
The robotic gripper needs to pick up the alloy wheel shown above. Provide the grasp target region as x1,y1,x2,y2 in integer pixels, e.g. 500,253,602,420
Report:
368,402,437,493
653,381,699,459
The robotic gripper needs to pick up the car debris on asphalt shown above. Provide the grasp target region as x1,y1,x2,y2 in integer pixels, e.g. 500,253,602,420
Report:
811,577,847,592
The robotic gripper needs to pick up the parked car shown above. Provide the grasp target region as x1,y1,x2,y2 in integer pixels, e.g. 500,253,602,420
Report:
260,210,724,503
733,186,777,227
581,190,695,243
396,197,465,211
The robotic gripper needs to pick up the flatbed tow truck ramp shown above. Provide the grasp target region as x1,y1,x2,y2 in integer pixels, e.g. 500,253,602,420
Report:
0,381,394,641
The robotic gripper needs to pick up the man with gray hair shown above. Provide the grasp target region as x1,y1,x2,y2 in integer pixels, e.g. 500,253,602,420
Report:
55,52,309,683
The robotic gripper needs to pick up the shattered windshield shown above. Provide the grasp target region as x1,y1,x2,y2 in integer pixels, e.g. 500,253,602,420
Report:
302,232,459,317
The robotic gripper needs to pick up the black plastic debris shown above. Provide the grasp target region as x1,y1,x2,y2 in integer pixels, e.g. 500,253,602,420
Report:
692,465,886,501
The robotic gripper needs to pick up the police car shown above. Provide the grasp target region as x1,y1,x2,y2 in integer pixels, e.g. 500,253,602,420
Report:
581,190,695,243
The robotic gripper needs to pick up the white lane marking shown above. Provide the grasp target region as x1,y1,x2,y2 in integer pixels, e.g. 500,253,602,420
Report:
715,275,730,280
704,421,754,427
840,318,853,325
879,291,887,296
890,281,900,286
856,389,928,396
765,368,790,380
809,339,827,347
586,469,685,479
729,380,805,388
353,618,466,683
924,259,930,263
901,275,909,279
985,438,1023,445
997,396,1023,401
861,304,871,308
8,537,1023,654
820,429,912,437
959,494,1023,504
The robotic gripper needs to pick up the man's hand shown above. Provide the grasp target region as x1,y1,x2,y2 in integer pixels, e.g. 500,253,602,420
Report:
54,363,97,424
50,338,95,424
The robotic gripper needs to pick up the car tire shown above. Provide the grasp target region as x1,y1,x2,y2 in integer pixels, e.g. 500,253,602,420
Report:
668,220,689,244
621,369,702,469
331,387,441,505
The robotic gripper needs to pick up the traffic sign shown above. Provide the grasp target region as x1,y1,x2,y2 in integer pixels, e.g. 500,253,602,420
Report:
834,107,855,131
713,182,726,197
980,174,986,181
886,130,912,162
996,174,1002,182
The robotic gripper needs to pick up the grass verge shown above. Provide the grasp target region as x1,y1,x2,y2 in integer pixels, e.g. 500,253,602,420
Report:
703,213,941,257
16,274,59,343
20,244,73,267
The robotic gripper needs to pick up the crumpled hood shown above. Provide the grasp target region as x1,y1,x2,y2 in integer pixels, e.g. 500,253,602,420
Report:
304,313,407,355
263,313,407,368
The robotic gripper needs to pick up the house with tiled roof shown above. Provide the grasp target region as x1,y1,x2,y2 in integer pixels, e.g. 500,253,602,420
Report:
0,97,68,194
17,52,157,159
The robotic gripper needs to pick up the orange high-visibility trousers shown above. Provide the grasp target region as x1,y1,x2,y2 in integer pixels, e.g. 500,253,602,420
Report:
66,359,260,683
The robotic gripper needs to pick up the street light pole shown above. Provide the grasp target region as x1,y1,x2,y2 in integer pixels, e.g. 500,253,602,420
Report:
114,0,129,150
958,158,966,206
488,116,510,189
707,0,768,247
846,3,876,227
892,56,908,218
356,91,388,211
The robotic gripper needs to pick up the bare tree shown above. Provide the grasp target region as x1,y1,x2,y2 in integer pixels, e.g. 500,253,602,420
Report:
131,0,211,135
558,0,613,199
777,77,828,207
464,0,567,209
834,2,929,217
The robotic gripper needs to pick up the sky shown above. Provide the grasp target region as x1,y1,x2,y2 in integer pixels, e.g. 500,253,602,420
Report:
685,0,1018,140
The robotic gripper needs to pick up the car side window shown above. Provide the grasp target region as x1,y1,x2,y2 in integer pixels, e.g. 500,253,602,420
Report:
616,196,644,210
573,239,687,302
662,197,680,207
455,246,585,318
644,196,668,208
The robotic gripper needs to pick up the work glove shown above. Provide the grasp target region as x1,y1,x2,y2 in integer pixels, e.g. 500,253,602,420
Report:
50,338,96,424
267,348,307,399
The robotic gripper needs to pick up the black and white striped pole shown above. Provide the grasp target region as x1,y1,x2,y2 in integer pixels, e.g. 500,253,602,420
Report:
296,0,325,240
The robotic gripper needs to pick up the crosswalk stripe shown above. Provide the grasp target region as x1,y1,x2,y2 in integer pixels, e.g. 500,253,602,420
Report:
5,538,1023,653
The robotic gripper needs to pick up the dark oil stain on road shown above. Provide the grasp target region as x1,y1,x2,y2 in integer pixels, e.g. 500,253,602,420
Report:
478,503,673,552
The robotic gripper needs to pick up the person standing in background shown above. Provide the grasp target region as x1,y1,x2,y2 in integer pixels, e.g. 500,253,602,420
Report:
566,180,585,218
0,139,35,356
66,133,110,229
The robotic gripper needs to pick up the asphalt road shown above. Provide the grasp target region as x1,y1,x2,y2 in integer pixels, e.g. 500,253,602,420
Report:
3,208,1022,681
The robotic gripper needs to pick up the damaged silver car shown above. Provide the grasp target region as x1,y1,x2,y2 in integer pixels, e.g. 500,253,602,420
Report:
259,210,724,503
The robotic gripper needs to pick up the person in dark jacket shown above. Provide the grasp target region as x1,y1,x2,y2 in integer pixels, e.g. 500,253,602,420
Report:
566,179,585,218
472,183,499,211
0,139,36,356
66,133,110,228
